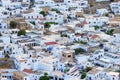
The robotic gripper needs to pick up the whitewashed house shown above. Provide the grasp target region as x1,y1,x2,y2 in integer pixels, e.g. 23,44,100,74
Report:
0,20,8,29
110,1,120,15
46,11,64,24
1,0,21,9
86,15,109,27
76,0,88,8
105,72,119,80
0,69,17,80
95,0,110,2
35,0,55,7
4,43,24,57
86,68,102,80
96,8,109,16
22,12,43,20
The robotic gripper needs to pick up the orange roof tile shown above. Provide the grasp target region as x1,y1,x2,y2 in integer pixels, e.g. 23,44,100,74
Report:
45,42,57,45
23,69,33,74
90,35,99,39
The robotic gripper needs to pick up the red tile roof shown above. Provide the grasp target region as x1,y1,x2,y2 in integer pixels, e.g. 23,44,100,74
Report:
21,2,27,4
19,60,27,62
75,21,88,27
90,35,99,39
45,42,57,45
93,16,98,18
23,69,33,74
82,21,88,25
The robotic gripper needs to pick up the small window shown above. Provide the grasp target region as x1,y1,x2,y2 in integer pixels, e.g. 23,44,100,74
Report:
68,55,71,58
68,1,70,3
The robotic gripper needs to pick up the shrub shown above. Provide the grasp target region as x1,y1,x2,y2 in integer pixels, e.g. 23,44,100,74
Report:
94,26,99,30
30,21,35,25
39,11,46,17
17,29,26,36
9,21,17,29
105,13,109,17
81,72,86,79
61,34,67,37
74,48,85,55
74,40,87,44
67,16,72,19
44,22,58,28
39,73,50,80
51,8,61,13
106,29,114,35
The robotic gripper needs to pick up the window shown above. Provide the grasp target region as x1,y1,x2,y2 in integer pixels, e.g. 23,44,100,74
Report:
68,55,71,58
4,26,6,28
94,22,96,23
68,1,70,3
62,54,65,57
32,60,34,62
9,76,11,78
113,78,114,80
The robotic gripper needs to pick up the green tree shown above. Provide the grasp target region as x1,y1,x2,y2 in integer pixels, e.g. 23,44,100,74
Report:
105,13,109,17
67,16,72,19
44,22,58,29
74,40,87,45
74,48,85,55
39,11,46,17
64,69,69,73
51,9,61,13
44,22,51,29
94,26,99,30
17,29,26,36
30,21,35,25
9,21,17,29
61,34,67,37
81,72,86,79
39,73,50,80
106,29,114,35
